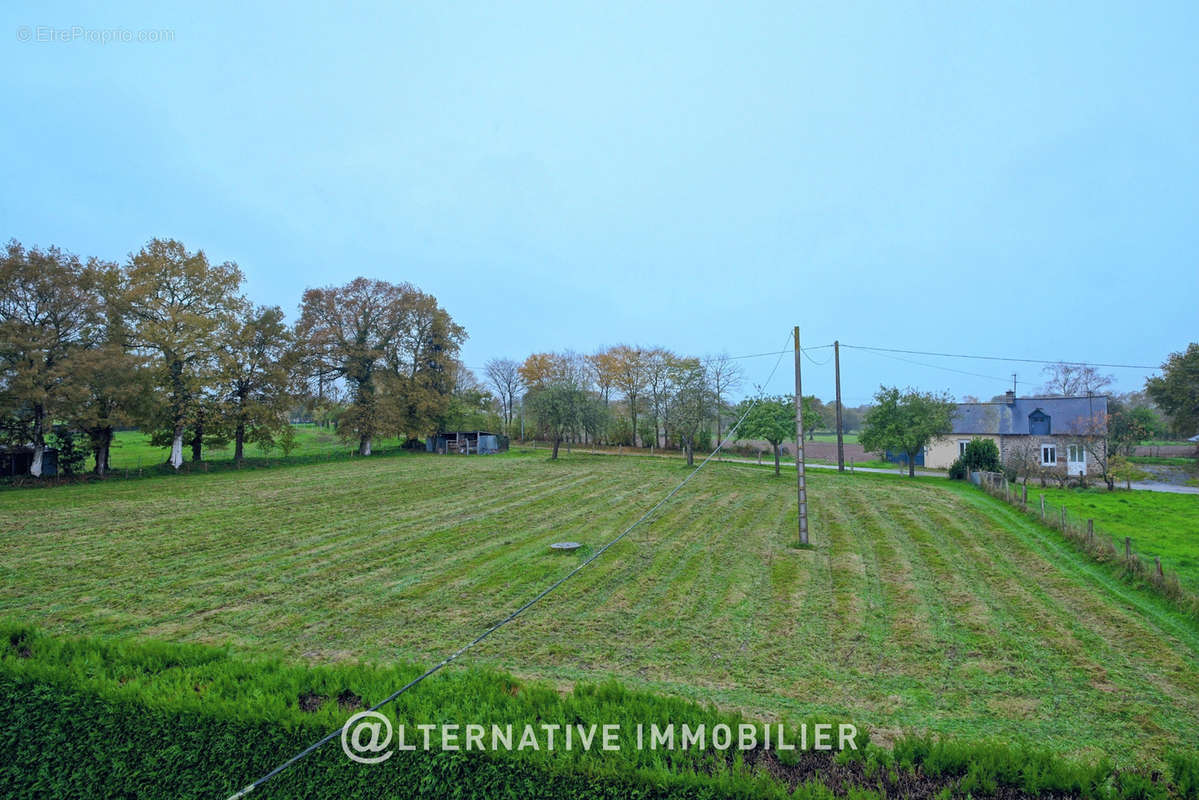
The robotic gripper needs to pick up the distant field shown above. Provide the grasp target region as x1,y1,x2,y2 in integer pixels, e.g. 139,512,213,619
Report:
1027,485,1199,593
809,431,861,444
3,451,1199,765
98,425,407,471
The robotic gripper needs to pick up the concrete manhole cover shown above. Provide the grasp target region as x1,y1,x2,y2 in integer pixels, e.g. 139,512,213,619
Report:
549,542,582,550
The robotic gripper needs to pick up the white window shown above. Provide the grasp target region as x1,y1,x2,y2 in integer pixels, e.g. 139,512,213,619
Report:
958,440,970,456
1040,444,1057,466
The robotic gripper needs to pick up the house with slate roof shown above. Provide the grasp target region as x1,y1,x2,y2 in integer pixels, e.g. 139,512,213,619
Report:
924,390,1108,476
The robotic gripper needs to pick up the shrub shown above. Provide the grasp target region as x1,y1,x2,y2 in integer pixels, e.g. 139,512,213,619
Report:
961,438,1001,472
49,425,87,476
948,457,967,480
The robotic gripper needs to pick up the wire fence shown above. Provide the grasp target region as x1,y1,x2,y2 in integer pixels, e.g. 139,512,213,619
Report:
971,470,1199,617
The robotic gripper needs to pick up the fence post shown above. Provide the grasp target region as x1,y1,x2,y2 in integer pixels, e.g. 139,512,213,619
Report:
1004,479,1010,503
1086,519,1093,545
1155,556,1164,578
1060,506,1066,530
1040,495,1045,520
1124,537,1132,560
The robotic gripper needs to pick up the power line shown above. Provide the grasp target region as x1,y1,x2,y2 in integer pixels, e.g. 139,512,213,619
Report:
714,344,833,362
463,346,831,375
841,344,1158,371
223,333,794,800
852,347,1017,387
802,348,834,367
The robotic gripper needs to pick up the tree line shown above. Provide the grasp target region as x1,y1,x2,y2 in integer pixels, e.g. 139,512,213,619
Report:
478,348,847,467
0,239,464,476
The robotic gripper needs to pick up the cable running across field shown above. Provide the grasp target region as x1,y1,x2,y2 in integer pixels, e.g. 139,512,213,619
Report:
709,344,831,363
841,344,1157,371
224,333,794,800
854,347,1015,386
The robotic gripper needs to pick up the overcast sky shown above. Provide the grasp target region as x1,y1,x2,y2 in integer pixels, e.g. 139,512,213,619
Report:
3,2,1195,404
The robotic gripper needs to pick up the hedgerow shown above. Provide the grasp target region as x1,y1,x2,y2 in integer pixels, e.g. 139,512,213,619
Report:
1,626,1197,798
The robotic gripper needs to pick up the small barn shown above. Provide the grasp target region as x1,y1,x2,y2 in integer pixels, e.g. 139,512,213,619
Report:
0,447,59,477
426,431,509,455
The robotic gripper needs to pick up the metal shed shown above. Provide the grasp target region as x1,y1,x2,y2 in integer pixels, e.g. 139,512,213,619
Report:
426,431,509,455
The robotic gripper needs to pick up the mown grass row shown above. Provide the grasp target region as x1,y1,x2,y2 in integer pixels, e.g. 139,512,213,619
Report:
2,452,1198,765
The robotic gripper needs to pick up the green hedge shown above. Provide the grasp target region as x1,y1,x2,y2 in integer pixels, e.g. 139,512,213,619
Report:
1,626,1196,798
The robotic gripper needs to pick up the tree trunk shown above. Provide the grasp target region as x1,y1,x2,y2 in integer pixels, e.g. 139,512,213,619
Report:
191,422,203,462
908,453,916,478
169,358,186,470
686,441,694,466
773,444,781,476
359,434,372,456
234,421,246,462
29,404,46,477
170,426,184,469
92,428,112,475
551,436,560,460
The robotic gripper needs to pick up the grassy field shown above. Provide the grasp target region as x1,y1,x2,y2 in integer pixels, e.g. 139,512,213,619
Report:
1026,485,1199,593
809,431,861,444
3,451,1199,767
97,424,408,471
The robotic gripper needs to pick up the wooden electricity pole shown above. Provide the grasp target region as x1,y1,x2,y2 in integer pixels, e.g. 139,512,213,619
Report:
793,326,809,546
834,340,844,472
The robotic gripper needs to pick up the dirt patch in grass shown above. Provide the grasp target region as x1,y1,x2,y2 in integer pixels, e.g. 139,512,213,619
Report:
336,688,366,711
8,632,32,659
743,749,962,798
298,691,327,712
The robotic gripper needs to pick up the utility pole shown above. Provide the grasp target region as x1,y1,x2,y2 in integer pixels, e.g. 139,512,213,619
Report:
793,326,809,546
834,340,844,472
1012,373,1017,394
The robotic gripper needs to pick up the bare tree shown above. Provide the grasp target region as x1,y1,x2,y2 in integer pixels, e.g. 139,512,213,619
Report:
643,348,674,447
671,360,712,465
1041,363,1113,397
606,344,648,446
484,357,523,436
1004,439,1042,486
707,352,743,446
1071,410,1115,490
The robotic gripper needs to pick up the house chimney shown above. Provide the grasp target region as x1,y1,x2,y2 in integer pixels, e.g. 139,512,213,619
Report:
1005,390,1016,403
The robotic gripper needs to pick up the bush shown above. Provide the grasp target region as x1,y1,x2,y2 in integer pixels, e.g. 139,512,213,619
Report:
948,458,967,480
49,425,87,476
961,438,1002,472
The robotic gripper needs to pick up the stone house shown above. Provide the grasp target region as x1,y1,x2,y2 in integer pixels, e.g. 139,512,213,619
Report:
924,391,1108,477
